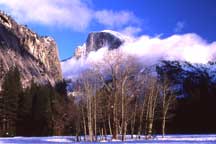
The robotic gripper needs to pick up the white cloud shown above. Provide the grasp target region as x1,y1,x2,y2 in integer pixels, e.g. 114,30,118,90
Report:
0,0,93,31
174,21,185,33
0,0,140,31
62,32,216,78
120,26,142,37
121,33,211,64
62,47,109,78
94,10,139,27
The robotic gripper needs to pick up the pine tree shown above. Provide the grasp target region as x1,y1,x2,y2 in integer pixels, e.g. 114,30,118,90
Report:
16,83,34,136
1,67,22,136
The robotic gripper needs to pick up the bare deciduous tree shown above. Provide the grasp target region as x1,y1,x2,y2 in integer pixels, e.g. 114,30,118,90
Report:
71,49,177,141
159,77,176,138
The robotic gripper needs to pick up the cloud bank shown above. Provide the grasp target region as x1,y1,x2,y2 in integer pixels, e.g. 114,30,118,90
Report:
62,32,216,78
121,33,214,64
0,0,140,31
62,47,109,78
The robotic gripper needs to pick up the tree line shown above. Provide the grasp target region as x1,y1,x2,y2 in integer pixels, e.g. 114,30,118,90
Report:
0,67,76,136
0,51,177,141
1,50,215,141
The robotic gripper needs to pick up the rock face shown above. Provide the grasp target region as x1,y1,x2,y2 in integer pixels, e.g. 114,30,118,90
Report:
73,30,124,59
86,31,123,53
0,11,62,87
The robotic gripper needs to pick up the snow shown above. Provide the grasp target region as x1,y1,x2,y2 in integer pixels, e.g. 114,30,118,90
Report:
0,136,75,143
46,138,72,142
102,30,134,42
0,135,216,143
156,135,216,141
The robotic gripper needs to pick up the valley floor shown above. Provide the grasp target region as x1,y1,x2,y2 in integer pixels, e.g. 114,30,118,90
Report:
0,134,216,143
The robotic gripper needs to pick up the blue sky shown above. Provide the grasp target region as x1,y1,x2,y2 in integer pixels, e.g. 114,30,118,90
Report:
0,0,216,60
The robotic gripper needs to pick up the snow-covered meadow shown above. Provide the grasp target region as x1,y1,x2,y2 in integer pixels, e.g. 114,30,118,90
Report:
0,135,216,143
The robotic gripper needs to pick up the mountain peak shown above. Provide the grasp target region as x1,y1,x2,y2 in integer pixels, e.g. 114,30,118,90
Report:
72,30,125,59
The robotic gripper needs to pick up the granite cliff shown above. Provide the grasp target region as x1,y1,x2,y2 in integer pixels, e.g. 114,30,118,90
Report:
73,30,124,59
0,11,62,87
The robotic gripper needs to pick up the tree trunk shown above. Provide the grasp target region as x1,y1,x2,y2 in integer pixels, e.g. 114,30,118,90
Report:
87,95,93,142
122,121,127,141
94,95,97,141
100,128,103,141
138,101,145,139
81,107,87,141
112,93,118,140
162,116,166,138
131,101,137,139
147,119,153,137
112,114,118,139
121,87,125,141
108,115,112,135
162,110,168,138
